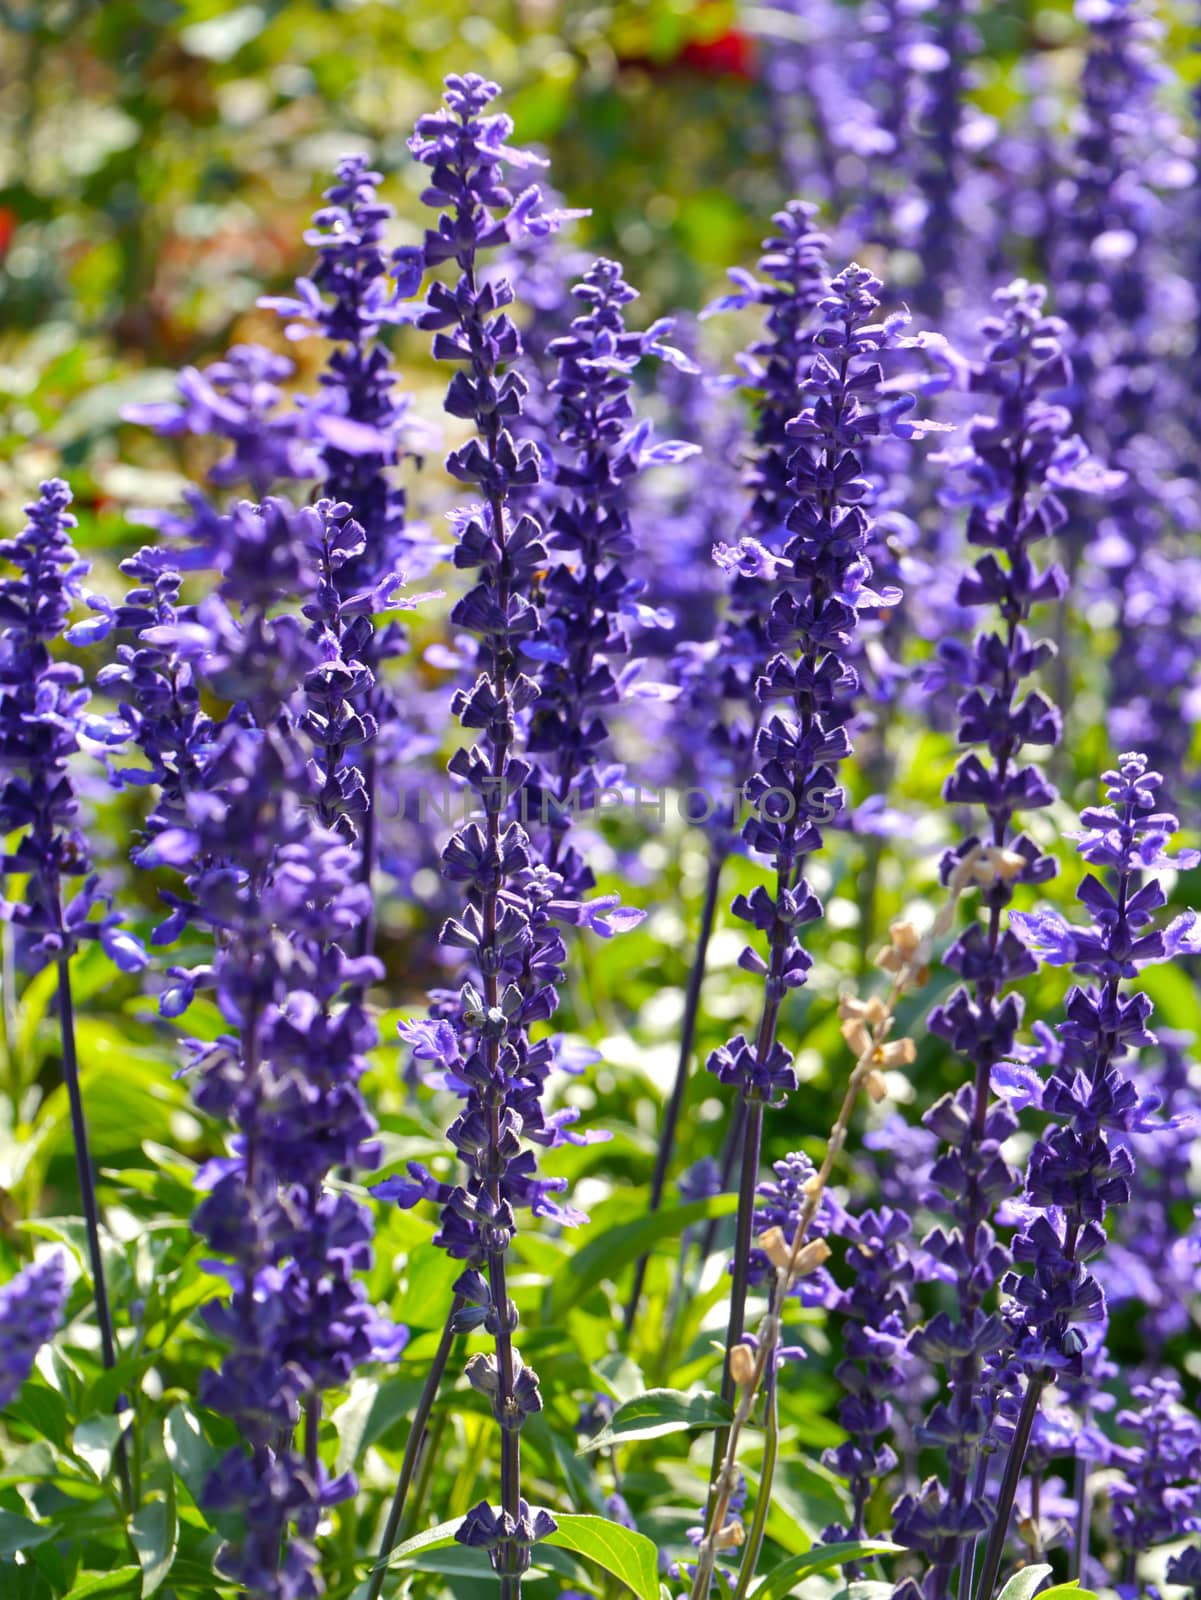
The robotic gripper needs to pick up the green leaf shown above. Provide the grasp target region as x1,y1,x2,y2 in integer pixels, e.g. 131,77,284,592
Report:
579,1389,732,1452
4,1380,69,1450
71,1414,124,1481
994,1566,1054,1600
554,1193,738,1310
330,1374,424,1476
0,1509,59,1556
382,1511,657,1597
1039,1584,1097,1600
749,1541,903,1599
129,1483,178,1596
0,1440,57,1489
831,1584,894,1600
382,1517,464,1571
163,1404,216,1506
591,1353,647,1405
545,1513,660,1600
62,1571,141,1600
823,1580,896,1600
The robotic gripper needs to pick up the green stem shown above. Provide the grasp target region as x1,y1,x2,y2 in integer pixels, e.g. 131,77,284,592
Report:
366,1297,463,1600
623,848,724,1335
973,1379,1044,1600
707,1098,764,1495
56,954,133,1515
732,1358,778,1600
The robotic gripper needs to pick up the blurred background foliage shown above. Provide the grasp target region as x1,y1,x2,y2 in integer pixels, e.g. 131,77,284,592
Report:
0,0,1193,503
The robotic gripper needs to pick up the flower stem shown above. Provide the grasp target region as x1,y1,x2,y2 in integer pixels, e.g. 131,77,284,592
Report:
56,954,133,1515
707,1096,764,1502
720,1099,764,1411
973,1378,1044,1600
623,847,723,1335
304,1391,320,1478
1071,1448,1089,1581
404,1408,448,1542
356,750,378,967
366,1297,463,1600
732,1356,778,1600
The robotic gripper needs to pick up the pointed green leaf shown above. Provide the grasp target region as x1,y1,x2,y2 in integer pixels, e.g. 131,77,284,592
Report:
72,1413,124,1481
330,1374,425,1476
382,1516,464,1570
1039,1584,1097,1600
163,1404,217,1507
130,1482,178,1595
545,1513,660,1600
580,1389,732,1452
994,1566,1053,1600
0,1509,59,1556
556,1194,738,1308
62,1570,141,1600
749,1541,902,1599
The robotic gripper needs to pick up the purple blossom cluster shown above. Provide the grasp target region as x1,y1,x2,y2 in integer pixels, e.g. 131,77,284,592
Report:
0,1253,67,1410
893,282,1122,1600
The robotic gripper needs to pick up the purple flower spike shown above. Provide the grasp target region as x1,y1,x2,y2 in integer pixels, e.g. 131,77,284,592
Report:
0,1253,67,1410
0,480,144,970
123,344,320,498
896,282,1117,1600
379,72,585,1579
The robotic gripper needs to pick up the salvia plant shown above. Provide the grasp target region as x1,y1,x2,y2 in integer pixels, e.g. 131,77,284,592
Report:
3,22,1201,1600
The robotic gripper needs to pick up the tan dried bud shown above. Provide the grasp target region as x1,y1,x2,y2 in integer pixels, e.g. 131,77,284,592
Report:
875,944,905,974
729,1342,756,1387
758,1226,793,1272
888,919,922,956
801,1174,822,1198
790,1238,832,1278
838,992,870,1022
841,1019,872,1057
875,1037,916,1069
714,1520,745,1549
865,1068,889,1102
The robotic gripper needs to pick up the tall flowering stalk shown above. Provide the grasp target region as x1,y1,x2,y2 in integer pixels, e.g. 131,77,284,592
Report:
647,203,830,1284
914,0,977,310
1055,0,1165,413
971,753,1200,1595
690,912,948,1600
1109,1379,1201,1591
520,254,697,1327
530,255,694,870
705,262,939,1430
132,494,406,1597
264,157,430,953
823,1202,918,1548
892,282,1118,1600
0,479,145,1507
373,75,578,1595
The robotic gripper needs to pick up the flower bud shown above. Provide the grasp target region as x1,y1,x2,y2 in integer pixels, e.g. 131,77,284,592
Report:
729,1341,756,1387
